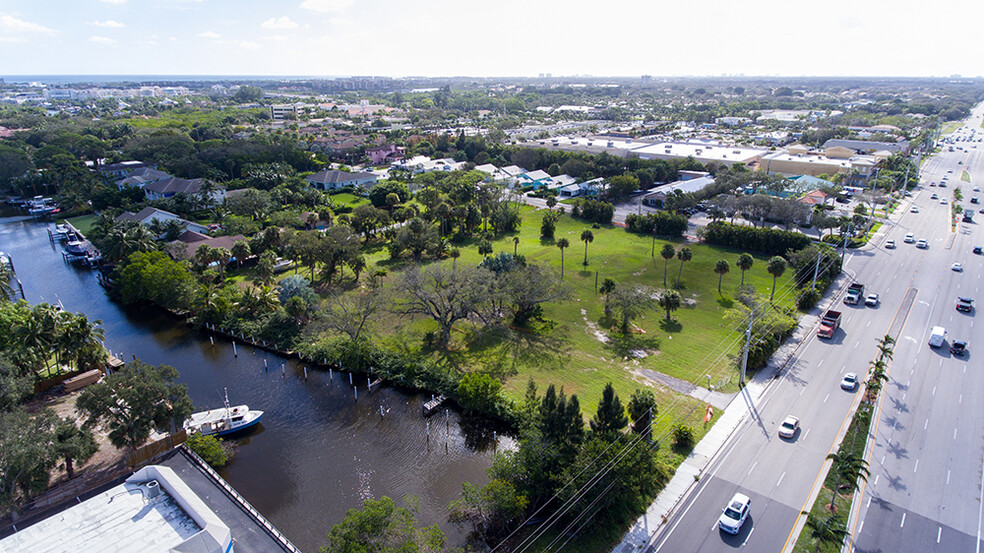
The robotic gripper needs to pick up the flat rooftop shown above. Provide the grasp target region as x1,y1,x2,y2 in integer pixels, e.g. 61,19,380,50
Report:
631,142,766,164
1,480,201,553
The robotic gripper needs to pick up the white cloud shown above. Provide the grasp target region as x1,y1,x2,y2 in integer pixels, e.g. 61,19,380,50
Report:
261,16,298,29
0,13,56,34
300,0,353,13
198,31,221,38
0,36,27,43
238,41,261,50
91,20,125,28
89,35,116,44
100,0,128,4
264,34,289,41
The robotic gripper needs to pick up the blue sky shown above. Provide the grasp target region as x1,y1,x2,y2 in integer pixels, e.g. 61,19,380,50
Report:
0,0,982,78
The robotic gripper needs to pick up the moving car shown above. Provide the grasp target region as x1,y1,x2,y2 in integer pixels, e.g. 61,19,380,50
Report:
931,193,939,200
718,493,751,534
929,326,947,348
974,246,982,255
951,340,968,356
956,297,974,312
778,416,800,439
885,239,896,249
940,198,948,205
904,233,915,243
865,293,880,307
973,198,980,204
917,239,928,249
911,206,920,213
841,373,859,390
952,262,964,272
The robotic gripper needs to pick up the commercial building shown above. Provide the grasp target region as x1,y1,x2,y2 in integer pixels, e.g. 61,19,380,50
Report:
642,175,716,207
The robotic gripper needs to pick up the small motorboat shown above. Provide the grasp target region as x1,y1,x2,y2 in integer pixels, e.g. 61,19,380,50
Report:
65,241,87,256
184,389,263,437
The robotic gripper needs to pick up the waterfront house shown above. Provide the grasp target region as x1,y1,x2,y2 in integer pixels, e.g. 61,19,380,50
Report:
305,169,378,190
116,207,209,234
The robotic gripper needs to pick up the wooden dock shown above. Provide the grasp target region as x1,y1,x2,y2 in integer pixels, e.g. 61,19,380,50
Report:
422,395,446,416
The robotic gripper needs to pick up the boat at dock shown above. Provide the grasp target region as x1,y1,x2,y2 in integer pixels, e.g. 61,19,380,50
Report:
65,240,88,256
184,389,263,437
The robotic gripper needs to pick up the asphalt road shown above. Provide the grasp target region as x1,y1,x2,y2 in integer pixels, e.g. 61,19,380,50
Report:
847,107,984,553
646,110,984,553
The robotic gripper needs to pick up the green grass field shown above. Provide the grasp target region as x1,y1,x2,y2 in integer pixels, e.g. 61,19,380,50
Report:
943,121,962,134
328,193,370,209
962,170,971,182
331,207,800,435
63,214,97,237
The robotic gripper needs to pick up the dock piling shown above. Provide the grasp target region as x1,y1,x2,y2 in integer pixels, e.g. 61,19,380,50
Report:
304,366,308,380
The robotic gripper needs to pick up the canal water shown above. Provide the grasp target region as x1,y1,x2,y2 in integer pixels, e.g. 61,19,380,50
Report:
0,216,502,553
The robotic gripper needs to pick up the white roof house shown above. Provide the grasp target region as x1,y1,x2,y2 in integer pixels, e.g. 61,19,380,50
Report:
547,174,578,189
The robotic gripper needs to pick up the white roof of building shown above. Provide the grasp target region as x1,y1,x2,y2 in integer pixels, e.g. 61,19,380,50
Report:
644,175,716,197
631,142,765,164
524,170,551,181
761,151,852,170
500,165,527,177
0,465,232,553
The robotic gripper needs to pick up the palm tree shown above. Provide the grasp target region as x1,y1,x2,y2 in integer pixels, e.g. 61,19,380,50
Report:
802,512,850,553
714,260,730,294
580,230,594,266
737,253,754,286
478,240,493,258
557,238,570,279
675,247,692,288
0,263,15,302
513,236,520,256
876,334,896,363
660,244,675,286
449,247,461,269
659,290,682,321
767,256,787,301
348,255,367,283
599,278,616,317
826,451,869,513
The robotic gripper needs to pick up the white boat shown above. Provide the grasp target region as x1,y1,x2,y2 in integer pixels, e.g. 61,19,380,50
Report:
184,389,263,437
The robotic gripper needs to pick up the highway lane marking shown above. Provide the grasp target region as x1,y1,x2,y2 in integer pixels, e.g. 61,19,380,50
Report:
748,461,757,475
777,472,786,487
803,429,810,441
933,386,937,396
867,496,872,509
948,470,951,484
867,320,871,327
925,419,929,430
855,342,860,349
882,454,886,464
823,393,830,404
960,394,963,404
742,526,754,547
799,386,806,396
873,475,879,487
901,513,907,528
914,460,919,473
858,520,864,536
955,428,958,440
940,359,944,366
938,527,943,543
818,359,824,367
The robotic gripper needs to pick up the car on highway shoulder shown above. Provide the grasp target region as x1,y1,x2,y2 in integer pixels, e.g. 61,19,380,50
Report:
885,239,895,249
952,262,963,272
865,293,879,307
718,493,751,534
904,233,915,243
951,340,967,356
841,373,859,390
956,297,974,312
778,416,800,439
917,239,928,249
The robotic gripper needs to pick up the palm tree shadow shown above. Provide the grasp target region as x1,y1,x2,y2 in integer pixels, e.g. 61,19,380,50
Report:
659,318,682,333
604,332,661,358
466,325,572,376
717,297,734,309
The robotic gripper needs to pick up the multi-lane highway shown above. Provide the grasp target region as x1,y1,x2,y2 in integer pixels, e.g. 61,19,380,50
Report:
644,108,984,553
847,108,984,553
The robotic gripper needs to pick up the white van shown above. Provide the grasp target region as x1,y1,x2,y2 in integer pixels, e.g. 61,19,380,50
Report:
929,326,946,348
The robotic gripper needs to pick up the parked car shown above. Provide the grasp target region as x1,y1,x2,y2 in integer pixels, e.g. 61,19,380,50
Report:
840,373,859,391
718,493,751,534
778,416,800,439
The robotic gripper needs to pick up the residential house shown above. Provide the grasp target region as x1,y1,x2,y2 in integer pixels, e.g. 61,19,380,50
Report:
115,167,171,191
642,175,715,208
823,138,909,155
144,177,226,204
517,170,553,189
547,174,577,190
98,160,156,179
474,163,510,182
560,177,606,198
366,144,405,165
305,169,378,190
168,232,247,261
116,207,208,234
390,156,466,174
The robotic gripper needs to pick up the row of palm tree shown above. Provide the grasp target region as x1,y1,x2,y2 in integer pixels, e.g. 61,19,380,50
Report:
12,303,107,375
803,334,895,552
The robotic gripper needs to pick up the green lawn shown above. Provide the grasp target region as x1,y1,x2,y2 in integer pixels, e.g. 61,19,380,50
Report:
943,121,961,134
63,214,97,237
321,207,799,434
328,193,370,209
961,170,971,182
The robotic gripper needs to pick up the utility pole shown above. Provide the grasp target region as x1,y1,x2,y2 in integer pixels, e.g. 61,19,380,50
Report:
841,223,852,264
740,312,753,387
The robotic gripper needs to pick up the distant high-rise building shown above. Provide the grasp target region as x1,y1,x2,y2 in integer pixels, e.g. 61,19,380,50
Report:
545,73,552,78
538,73,545,78
641,75,652,84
